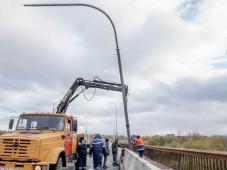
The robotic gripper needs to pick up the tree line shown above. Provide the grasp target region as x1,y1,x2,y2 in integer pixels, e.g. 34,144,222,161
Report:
142,132,227,151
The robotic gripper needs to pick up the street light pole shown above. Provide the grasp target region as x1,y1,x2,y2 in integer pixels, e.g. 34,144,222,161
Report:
115,104,118,138
110,102,118,139
24,3,132,150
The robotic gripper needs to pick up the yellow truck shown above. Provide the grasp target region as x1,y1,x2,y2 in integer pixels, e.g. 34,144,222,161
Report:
0,112,77,170
0,77,127,170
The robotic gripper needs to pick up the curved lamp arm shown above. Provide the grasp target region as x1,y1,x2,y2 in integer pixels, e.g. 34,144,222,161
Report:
24,3,132,150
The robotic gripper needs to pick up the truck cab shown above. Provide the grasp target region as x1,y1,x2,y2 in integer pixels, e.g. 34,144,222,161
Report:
0,112,78,170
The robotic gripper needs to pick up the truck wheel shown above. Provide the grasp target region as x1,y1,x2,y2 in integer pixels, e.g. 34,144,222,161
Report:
50,156,63,170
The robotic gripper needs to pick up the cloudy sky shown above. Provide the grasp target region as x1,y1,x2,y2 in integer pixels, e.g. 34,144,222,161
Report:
1,0,227,136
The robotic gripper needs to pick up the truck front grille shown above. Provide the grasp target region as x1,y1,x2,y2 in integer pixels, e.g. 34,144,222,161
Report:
0,138,38,161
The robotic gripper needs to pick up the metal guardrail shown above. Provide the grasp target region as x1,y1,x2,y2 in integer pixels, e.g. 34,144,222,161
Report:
121,143,227,170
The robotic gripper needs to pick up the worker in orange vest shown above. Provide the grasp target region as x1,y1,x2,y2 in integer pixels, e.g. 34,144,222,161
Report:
136,135,144,158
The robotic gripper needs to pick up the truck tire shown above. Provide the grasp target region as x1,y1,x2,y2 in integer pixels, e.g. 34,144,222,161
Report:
50,156,63,170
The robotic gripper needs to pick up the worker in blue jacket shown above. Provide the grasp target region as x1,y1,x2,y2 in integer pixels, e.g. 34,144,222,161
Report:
89,134,106,170
77,137,87,170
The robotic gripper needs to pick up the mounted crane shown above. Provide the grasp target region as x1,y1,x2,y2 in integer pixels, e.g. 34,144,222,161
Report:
56,77,128,113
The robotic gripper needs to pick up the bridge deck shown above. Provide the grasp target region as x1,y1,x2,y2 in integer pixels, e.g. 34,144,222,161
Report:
66,149,171,170
86,156,119,170
66,155,120,170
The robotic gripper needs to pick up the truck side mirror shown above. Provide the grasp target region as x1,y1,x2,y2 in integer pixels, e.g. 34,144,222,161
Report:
9,119,14,131
72,119,77,132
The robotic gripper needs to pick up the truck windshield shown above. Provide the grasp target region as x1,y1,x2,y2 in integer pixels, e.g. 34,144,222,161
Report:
16,115,64,131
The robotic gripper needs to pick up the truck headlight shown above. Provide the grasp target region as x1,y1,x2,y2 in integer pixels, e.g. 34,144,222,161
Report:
35,165,42,170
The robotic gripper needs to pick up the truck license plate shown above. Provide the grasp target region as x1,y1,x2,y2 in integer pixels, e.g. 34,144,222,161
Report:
0,168,17,170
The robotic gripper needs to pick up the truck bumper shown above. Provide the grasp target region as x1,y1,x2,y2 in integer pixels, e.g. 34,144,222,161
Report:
0,161,49,170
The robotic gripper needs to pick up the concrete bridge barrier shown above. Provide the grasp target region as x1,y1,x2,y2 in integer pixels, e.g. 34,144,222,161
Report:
122,149,161,170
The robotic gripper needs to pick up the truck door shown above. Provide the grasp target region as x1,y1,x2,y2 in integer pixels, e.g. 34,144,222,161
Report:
65,118,73,156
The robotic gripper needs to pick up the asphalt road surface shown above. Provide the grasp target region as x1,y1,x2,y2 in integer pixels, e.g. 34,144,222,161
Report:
65,154,121,170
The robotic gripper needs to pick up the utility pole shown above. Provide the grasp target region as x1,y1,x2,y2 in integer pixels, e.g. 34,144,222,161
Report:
24,3,132,150
110,102,118,139
115,104,118,138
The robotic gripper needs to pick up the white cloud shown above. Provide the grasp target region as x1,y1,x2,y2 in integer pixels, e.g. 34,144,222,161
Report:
0,0,227,135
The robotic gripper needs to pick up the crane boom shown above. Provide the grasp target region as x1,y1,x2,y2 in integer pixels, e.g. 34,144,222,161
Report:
56,77,128,114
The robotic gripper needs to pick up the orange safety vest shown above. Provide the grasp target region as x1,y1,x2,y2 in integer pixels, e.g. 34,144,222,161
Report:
136,138,143,145
136,138,144,151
